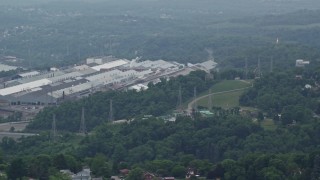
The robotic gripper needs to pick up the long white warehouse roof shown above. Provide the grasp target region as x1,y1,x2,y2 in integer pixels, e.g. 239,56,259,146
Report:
91,59,128,71
0,79,52,96
18,71,40,78
0,64,18,72
127,60,176,69
50,82,93,98
86,70,122,82
199,60,217,70
47,72,83,83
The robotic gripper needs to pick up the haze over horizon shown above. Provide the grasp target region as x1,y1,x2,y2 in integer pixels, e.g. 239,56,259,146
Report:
0,0,320,68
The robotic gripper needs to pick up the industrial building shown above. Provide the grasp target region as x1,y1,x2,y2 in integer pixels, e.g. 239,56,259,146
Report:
0,57,217,106
296,59,310,67
0,64,18,72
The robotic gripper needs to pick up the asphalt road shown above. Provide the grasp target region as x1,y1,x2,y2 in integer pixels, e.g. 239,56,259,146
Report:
0,132,37,140
0,121,30,132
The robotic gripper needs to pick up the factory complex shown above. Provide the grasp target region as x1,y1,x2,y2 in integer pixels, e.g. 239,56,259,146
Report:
0,57,217,106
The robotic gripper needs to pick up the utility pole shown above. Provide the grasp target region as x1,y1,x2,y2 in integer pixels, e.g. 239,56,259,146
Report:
67,44,69,56
50,86,54,106
208,89,213,111
28,46,31,68
109,99,114,122
245,58,248,80
258,57,261,78
51,114,57,142
270,56,273,73
78,46,81,60
79,107,87,134
100,48,104,57
177,86,182,111
193,87,197,111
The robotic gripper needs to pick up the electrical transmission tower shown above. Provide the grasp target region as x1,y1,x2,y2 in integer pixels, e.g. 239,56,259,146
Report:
67,44,69,56
270,56,273,73
177,86,182,111
50,87,53,106
258,57,261,77
51,114,57,142
245,58,248,80
109,99,114,122
208,89,213,111
257,57,261,78
79,107,87,134
193,87,197,111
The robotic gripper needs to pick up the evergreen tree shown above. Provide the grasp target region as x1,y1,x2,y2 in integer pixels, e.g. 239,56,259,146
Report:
311,155,320,180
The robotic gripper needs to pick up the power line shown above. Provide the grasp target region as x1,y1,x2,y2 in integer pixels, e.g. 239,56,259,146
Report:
270,56,274,73
78,46,81,60
28,46,31,68
245,58,248,80
193,87,197,111
177,86,182,111
51,114,57,142
208,89,213,111
109,99,114,122
50,87,53,106
258,56,261,78
79,107,87,134
66,44,69,56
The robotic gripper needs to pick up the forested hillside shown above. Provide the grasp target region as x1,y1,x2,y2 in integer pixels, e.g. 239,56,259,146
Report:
1,0,320,179
0,67,318,179
3,108,320,179
240,68,320,125
1,0,320,69
27,70,214,132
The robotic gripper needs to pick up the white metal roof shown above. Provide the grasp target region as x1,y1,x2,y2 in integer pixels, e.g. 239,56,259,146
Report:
17,71,64,84
73,64,90,71
120,70,138,77
18,71,40,78
126,60,176,69
129,84,149,92
50,82,92,98
0,79,52,96
47,72,82,83
86,69,140,86
91,59,128,71
137,69,153,77
86,69,122,82
0,64,17,72
199,60,217,70
77,68,97,76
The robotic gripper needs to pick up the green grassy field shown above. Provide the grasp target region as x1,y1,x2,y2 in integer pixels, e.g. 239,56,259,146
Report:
196,80,252,109
265,23,320,30
195,80,277,130
261,118,277,131
198,90,247,108
209,80,252,93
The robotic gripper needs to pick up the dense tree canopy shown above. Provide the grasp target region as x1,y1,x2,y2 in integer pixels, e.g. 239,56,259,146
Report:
27,70,214,132
240,69,320,125
0,68,319,179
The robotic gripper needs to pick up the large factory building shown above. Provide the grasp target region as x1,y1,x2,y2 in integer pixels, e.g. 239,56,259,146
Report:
0,57,215,106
